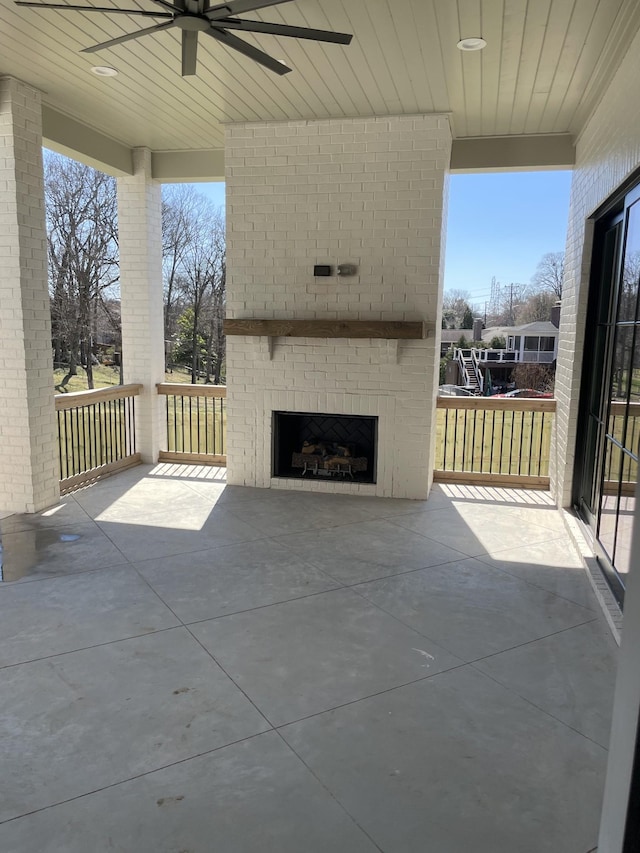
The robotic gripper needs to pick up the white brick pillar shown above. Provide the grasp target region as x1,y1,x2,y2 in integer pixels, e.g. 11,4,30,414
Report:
117,148,166,462
0,77,59,513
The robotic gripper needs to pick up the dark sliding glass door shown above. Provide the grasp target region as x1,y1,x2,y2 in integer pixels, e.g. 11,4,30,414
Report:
575,183,640,606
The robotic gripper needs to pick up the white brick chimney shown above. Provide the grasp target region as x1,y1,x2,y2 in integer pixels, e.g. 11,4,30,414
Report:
224,115,451,500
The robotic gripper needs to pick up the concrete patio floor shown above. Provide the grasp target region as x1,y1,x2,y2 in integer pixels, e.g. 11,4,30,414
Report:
0,464,619,852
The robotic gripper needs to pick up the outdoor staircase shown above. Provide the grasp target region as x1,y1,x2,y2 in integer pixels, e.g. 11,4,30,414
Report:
456,349,483,394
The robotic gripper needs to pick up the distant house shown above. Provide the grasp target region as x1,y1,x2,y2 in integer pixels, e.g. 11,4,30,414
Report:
439,319,484,357
481,320,559,364
447,309,561,393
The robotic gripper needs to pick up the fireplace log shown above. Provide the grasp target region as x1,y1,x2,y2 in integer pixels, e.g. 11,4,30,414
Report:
291,452,367,473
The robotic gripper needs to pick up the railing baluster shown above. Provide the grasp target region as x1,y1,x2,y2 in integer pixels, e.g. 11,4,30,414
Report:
508,410,515,474
119,397,125,460
212,396,215,454
452,405,459,472
131,396,137,455
204,396,208,453
70,409,77,475
180,396,185,453
196,396,200,453
491,410,497,473
57,410,64,480
528,411,536,476
517,412,523,477
471,409,477,472
97,401,103,466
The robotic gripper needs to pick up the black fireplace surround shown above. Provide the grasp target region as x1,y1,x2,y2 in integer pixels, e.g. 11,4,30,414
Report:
272,411,378,483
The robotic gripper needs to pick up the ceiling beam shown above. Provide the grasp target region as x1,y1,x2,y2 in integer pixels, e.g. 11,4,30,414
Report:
151,150,225,182
450,134,575,172
42,105,133,176
40,107,225,181
41,107,573,180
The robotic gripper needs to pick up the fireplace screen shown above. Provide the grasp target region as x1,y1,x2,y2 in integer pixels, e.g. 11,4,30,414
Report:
272,411,377,484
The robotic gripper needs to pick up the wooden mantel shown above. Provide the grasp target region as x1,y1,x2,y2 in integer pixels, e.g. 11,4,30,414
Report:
223,319,429,339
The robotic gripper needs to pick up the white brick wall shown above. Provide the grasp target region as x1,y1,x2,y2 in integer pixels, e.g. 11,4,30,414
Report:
117,148,167,462
0,77,59,513
225,115,451,499
553,27,640,507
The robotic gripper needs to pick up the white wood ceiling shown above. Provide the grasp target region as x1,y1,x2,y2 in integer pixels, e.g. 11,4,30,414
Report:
2,0,639,151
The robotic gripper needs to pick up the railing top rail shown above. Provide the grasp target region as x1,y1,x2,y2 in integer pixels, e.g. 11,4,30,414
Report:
610,400,640,416
55,383,143,411
437,396,556,413
157,383,227,398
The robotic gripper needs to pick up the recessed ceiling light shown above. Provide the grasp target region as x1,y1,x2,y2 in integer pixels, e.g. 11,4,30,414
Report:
90,65,118,77
457,37,487,51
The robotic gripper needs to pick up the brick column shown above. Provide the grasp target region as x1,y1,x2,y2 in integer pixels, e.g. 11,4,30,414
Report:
0,77,59,513
117,148,166,463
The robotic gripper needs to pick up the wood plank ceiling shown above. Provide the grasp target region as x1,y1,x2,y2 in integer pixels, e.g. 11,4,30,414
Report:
1,0,639,152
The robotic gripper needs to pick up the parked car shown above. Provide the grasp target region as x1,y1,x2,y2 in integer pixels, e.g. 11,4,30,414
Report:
492,388,553,399
438,385,476,397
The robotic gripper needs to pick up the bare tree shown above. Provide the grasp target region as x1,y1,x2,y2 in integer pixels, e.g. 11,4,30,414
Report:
512,363,555,393
441,290,478,329
515,289,557,324
45,151,119,390
161,188,226,383
202,212,226,384
531,252,565,299
162,185,205,346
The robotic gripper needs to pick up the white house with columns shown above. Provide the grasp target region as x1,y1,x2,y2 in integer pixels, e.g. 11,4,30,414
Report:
3,1,640,848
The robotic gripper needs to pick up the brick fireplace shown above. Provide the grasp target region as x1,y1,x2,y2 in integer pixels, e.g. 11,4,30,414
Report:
224,114,451,500
272,411,378,484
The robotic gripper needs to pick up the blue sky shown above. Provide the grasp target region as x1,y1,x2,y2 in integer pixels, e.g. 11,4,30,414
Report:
191,181,225,209
443,171,573,305
190,170,573,308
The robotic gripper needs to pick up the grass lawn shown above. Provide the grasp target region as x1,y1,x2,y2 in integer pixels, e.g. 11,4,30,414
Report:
165,395,226,455
53,364,223,393
435,408,553,477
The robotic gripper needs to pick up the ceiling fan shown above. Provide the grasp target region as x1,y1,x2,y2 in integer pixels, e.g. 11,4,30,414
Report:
14,0,353,76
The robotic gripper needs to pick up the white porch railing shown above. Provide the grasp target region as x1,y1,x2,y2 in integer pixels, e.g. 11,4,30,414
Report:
475,349,520,363
454,347,557,365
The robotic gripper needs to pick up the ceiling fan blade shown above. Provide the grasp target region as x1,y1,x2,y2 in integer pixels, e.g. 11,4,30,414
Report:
151,0,184,11
217,18,352,45
15,1,172,15
181,29,198,75
207,26,291,73
81,19,176,53
206,0,294,23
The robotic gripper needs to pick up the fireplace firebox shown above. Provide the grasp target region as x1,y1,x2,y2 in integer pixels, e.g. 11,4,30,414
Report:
272,411,377,483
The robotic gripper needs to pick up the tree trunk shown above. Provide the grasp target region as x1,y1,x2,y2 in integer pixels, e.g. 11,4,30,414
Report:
85,339,94,390
190,304,200,384
56,350,78,392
